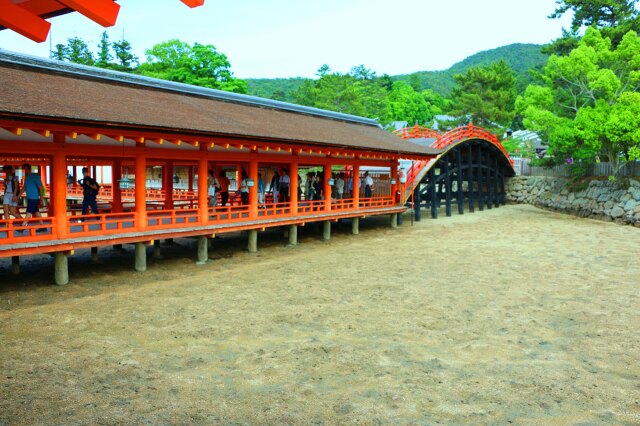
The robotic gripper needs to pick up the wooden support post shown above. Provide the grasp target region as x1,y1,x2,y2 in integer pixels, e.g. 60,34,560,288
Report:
54,252,69,285
390,213,398,228
493,156,500,208
500,169,506,205
135,242,147,272
391,160,399,205
188,166,194,192
486,156,494,210
114,244,124,252
290,157,299,214
468,144,475,213
477,146,485,211
323,221,331,240
248,230,258,253
53,134,68,239
414,186,421,221
249,158,258,219
196,236,208,265
153,239,162,259
288,224,298,246
352,217,360,235
112,159,123,213
444,154,452,217
456,148,464,215
11,256,20,276
430,168,438,219
198,151,208,225
135,149,147,231
90,247,99,263
164,161,174,210
323,164,332,212
352,164,360,207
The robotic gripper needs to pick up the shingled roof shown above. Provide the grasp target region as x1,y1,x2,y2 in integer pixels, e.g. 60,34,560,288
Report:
0,50,439,157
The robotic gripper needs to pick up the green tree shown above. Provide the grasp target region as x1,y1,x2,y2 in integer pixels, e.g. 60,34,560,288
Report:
95,31,113,68
546,0,640,53
293,65,389,119
448,60,517,134
138,40,246,93
517,28,640,174
112,39,138,71
51,36,94,65
50,44,66,61
384,81,441,125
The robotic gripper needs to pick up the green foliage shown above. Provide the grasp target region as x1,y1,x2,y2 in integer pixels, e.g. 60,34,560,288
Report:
293,65,389,119
502,137,537,158
50,37,94,65
111,39,138,71
96,32,112,68
448,60,517,134
137,40,247,93
246,78,309,102
385,81,439,125
519,28,640,175
546,0,640,52
393,44,547,96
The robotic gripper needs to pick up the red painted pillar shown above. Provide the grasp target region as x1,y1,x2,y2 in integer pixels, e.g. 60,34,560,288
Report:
198,150,208,225
188,166,194,192
249,157,258,219
391,159,399,205
290,156,299,215
135,148,147,231
323,163,332,212
164,161,174,210
112,159,123,213
353,164,360,208
52,133,68,239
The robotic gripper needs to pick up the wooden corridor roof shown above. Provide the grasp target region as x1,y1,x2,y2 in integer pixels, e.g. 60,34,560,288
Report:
0,50,440,157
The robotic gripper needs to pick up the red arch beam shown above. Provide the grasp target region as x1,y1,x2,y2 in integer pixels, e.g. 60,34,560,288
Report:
0,0,205,43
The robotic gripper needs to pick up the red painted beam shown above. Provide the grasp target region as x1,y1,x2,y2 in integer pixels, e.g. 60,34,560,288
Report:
180,0,204,7
57,0,120,27
0,0,51,42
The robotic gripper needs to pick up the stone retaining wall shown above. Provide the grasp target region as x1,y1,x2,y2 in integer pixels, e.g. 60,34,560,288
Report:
506,176,640,227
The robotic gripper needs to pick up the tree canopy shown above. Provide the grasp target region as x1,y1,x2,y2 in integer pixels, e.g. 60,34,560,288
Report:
517,28,640,174
137,40,247,93
448,60,517,135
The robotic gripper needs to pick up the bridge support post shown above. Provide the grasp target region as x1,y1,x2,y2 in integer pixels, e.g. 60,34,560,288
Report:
135,242,147,272
288,224,298,246
493,156,500,208
414,186,421,221
54,252,69,285
352,217,359,235
429,168,438,219
390,213,398,228
444,153,452,217
456,148,464,215
11,256,20,276
477,146,485,211
467,144,475,213
248,230,258,253
323,221,331,241
500,170,506,205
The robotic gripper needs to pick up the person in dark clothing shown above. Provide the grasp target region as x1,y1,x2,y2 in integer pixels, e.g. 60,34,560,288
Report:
79,167,99,215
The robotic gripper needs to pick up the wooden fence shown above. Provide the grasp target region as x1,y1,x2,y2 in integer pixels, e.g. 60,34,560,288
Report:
512,158,640,178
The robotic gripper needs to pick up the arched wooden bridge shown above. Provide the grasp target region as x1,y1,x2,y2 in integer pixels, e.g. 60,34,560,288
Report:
394,124,515,219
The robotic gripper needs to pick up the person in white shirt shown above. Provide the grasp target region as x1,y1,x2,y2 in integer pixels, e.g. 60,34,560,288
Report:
240,171,250,205
364,171,374,198
279,169,291,203
207,170,219,207
336,173,345,199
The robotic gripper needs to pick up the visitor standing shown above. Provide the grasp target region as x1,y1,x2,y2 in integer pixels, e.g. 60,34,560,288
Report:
79,167,99,215
218,171,230,206
279,169,291,203
18,163,44,225
269,170,280,204
364,171,374,198
240,171,249,205
2,165,22,221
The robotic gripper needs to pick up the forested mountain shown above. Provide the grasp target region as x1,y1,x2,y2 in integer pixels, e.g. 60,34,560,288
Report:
246,43,547,100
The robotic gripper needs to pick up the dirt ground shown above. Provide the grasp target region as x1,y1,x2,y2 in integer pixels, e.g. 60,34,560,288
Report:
1,204,639,425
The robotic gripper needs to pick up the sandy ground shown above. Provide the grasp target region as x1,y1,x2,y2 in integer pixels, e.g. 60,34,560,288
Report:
0,204,639,425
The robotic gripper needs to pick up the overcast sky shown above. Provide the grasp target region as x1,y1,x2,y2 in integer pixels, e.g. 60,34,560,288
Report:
0,0,574,78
